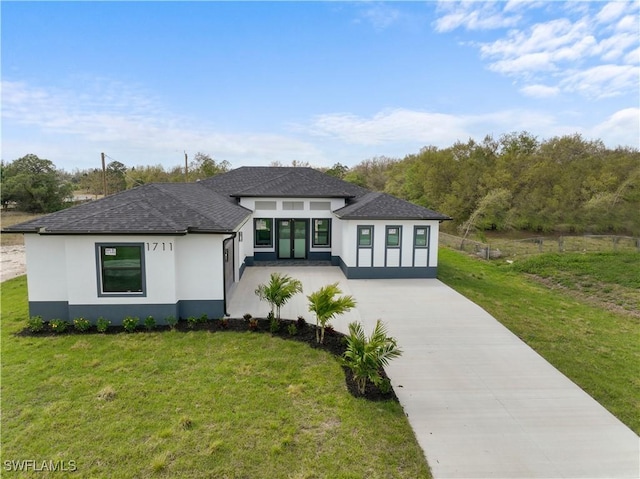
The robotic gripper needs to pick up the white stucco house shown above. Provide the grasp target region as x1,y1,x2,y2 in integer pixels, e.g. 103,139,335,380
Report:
4,167,451,324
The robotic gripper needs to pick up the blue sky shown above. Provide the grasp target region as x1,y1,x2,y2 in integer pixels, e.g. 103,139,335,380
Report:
2,1,639,171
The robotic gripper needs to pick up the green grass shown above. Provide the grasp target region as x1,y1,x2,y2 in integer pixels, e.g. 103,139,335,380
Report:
1,276,430,479
438,247,640,434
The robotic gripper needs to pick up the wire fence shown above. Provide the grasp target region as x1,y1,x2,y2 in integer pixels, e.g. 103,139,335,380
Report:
440,232,640,260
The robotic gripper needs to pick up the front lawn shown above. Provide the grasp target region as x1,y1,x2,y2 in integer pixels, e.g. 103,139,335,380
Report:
1,276,430,478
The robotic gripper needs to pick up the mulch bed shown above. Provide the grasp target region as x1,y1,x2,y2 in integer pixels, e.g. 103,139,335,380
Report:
17,317,398,402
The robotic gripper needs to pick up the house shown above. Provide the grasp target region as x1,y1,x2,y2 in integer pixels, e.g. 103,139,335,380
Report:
3,167,451,324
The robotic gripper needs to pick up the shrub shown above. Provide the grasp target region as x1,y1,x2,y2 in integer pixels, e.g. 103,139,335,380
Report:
165,315,177,330
199,313,209,323
186,316,198,329
341,320,402,395
144,315,156,331
49,319,68,333
219,318,229,329
307,283,356,344
269,316,280,333
248,318,259,331
27,316,44,333
243,313,252,321
73,317,91,332
255,272,303,321
96,317,111,333
287,323,298,336
123,316,139,333
297,316,307,329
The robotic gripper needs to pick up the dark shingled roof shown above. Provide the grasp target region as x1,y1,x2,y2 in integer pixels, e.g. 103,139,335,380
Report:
200,166,368,198
3,167,450,235
334,192,451,221
4,183,251,234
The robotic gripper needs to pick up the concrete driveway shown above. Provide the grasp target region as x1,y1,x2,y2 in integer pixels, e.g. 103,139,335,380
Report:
228,266,640,479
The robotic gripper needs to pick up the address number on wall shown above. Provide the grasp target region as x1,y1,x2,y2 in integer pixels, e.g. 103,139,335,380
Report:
146,242,173,252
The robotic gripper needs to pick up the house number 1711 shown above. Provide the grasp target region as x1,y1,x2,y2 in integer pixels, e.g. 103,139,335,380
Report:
146,242,173,251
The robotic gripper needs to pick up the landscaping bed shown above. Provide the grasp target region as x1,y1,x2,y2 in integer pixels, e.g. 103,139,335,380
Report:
17,316,398,402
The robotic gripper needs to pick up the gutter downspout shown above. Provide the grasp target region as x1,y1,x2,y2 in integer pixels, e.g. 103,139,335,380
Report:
222,233,237,317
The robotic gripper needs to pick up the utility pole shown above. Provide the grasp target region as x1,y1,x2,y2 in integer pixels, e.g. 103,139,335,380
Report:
184,151,188,182
101,152,107,197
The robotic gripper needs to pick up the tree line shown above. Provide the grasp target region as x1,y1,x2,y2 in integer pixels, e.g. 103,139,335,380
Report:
2,132,639,235
340,133,640,236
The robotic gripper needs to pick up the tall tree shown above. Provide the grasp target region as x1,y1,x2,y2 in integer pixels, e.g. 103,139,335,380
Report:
1,154,73,212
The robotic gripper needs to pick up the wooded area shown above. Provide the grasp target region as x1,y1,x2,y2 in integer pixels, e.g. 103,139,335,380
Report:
2,132,639,235
342,133,640,236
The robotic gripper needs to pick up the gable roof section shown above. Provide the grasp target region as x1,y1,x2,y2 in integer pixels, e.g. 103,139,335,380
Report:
334,192,452,221
4,183,251,234
200,166,368,198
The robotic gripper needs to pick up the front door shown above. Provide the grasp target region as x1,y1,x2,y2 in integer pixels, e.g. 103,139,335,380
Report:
277,219,307,259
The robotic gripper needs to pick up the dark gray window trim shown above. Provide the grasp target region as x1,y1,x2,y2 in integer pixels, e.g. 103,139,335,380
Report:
385,225,402,267
96,242,146,298
385,225,402,248
356,225,374,268
357,225,374,248
254,218,274,248
412,225,431,267
312,218,332,248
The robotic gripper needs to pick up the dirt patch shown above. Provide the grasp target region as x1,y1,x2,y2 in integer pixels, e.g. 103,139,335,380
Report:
1,245,26,283
526,274,640,319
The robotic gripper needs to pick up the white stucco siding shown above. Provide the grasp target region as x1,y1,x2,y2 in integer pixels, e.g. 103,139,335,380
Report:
340,219,441,268
63,235,178,305
24,235,68,302
175,235,225,300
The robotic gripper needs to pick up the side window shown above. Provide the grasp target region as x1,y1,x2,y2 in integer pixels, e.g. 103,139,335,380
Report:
254,218,273,247
97,243,145,296
357,226,373,247
386,226,401,248
414,227,429,248
312,219,331,247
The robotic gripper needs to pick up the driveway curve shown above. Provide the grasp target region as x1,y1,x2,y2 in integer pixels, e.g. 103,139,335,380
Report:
229,266,639,479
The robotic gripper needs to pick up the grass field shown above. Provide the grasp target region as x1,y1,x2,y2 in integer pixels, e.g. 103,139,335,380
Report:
1,211,41,246
0,277,430,479
438,248,640,434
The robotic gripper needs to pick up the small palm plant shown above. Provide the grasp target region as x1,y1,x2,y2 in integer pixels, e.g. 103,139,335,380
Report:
255,273,303,322
342,320,402,395
307,282,356,344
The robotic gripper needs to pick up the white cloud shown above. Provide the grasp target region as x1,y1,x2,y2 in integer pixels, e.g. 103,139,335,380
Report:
520,84,560,98
1,79,325,169
560,64,640,99
436,1,639,100
589,108,640,148
434,1,521,32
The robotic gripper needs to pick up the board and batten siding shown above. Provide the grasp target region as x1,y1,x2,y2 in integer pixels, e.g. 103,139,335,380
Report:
338,219,440,278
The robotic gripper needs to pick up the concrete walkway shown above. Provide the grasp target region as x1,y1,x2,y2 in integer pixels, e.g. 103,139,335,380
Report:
228,266,640,479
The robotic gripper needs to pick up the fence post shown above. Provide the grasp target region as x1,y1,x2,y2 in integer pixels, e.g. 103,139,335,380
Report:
558,236,564,253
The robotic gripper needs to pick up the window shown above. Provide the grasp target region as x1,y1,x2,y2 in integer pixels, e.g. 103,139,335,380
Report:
255,201,277,210
310,201,331,210
357,226,373,247
254,218,273,247
312,219,331,247
414,227,429,248
97,243,145,296
386,226,401,247
282,201,304,210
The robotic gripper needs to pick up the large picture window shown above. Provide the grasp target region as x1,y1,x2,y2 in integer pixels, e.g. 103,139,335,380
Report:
97,243,145,296
254,218,273,247
312,219,331,247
